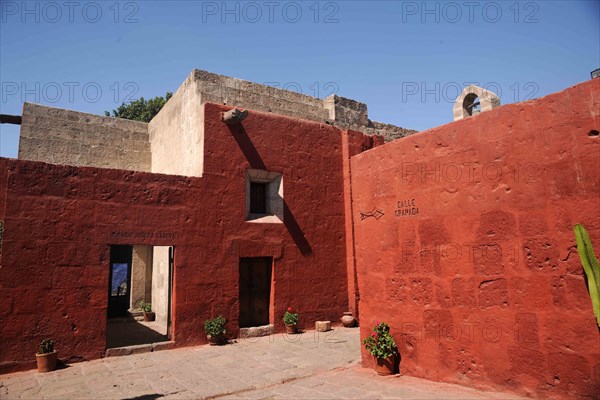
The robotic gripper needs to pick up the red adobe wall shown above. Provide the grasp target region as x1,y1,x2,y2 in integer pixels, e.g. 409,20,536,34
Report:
341,132,385,319
351,80,600,399
0,158,193,373
0,103,377,373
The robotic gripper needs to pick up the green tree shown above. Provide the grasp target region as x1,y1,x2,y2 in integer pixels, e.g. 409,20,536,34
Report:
105,92,172,123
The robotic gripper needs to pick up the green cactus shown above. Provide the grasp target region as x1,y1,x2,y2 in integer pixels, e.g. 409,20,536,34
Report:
38,338,54,354
573,224,600,327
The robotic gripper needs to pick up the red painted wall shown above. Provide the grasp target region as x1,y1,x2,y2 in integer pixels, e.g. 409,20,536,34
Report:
342,132,385,320
351,80,600,399
0,103,376,373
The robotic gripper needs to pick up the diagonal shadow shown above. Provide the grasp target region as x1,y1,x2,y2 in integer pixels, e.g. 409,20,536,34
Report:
227,123,312,255
228,124,266,170
283,200,312,255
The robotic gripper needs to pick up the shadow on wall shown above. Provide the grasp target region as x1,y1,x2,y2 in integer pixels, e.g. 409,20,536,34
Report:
227,123,312,256
282,201,312,255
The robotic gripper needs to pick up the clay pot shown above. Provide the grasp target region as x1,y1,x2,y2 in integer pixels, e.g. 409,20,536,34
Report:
285,324,298,334
36,351,58,373
374,354,396,376
207,333,224,346
143,312,156,322
341,312,355,327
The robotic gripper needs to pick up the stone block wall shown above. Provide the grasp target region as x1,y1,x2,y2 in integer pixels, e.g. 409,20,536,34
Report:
192,69,416,142
195,69,329,123
350,79,600,399
360,120,418,141
18,103,150,171
324,95,368,128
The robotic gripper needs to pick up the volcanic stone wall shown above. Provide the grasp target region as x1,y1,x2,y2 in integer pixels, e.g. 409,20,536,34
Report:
192,69,417,141
19,103,151,171
350,79,600,399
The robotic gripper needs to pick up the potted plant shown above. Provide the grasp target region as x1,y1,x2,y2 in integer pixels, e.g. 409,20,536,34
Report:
36,338,58,373
362,321,398,376
138,301,155,322
204,315,226,345
283,307,299,334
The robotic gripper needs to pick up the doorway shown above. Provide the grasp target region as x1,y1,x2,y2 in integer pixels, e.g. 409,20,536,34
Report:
239,257,272,328
108,245,133,318
107,245,174,348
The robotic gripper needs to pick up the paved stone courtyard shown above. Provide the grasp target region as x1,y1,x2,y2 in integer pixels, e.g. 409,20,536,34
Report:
1,329,524,399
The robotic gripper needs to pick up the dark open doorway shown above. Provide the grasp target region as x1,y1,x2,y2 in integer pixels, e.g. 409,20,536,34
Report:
239,257,272,328
106,245,174,349
108,245,133,318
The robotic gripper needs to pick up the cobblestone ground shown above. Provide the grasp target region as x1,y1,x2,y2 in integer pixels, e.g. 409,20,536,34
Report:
1,329,524,399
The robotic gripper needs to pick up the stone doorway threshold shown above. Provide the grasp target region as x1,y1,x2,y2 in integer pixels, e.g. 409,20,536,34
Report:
239,324,274,338
105,341,174,357
106,317,168,348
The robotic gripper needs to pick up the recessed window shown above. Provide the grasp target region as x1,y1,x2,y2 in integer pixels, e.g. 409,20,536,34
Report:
245,169,283,223
250,182,267,214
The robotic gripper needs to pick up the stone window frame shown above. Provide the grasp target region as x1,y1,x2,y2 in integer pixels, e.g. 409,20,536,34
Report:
453,85,501,121
245,169,283,224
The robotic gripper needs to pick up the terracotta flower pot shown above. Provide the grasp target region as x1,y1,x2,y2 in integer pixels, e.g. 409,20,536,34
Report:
143,311,156,322
374,354,396,376
36,351,58,373
285,324,298,334
207,333,224,345
341,312,355,327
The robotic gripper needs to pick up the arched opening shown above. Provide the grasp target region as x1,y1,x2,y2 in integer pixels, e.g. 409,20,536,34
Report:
453,85,500,121
463,93,481,116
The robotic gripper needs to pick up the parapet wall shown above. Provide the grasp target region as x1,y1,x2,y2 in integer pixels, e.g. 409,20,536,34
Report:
193,69,417,142
19,103,150,171
195,69,329,123
351,79,600,399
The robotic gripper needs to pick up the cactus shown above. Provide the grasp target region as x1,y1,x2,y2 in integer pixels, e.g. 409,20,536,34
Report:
38,338,54,354
573,224,600,327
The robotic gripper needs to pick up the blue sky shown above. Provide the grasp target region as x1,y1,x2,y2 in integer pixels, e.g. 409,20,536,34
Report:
1,0,599,157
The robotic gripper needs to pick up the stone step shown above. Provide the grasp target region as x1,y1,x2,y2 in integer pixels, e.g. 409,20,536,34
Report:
239,324,274,338
105,341,175,357
129,310,144,321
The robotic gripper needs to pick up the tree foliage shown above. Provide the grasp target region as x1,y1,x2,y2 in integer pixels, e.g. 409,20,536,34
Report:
105,92,172,123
